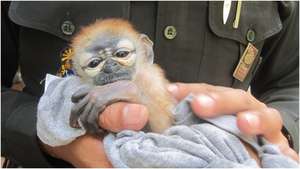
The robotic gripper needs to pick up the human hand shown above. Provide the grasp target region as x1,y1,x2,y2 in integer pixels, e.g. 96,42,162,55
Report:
167,83,299,162
41,135,111,167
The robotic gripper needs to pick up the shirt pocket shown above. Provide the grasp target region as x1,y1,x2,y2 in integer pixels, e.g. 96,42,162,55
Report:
200,1,282,89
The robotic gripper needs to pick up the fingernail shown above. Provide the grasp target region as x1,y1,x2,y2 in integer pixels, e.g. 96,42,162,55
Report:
167,84,179,95
195,94,215,108
244,113,260,129
122,104,147,127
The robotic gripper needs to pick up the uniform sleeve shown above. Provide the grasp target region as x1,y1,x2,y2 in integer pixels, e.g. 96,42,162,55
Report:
1,2,72,167
251,2,299,152
2,90,48,167
1,1,19,88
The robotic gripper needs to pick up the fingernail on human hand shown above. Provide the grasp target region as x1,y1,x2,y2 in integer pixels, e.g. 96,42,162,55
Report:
122,104,148,130
195,94,215,107
191,94,215,116
244,113,260,130
167,84,179,96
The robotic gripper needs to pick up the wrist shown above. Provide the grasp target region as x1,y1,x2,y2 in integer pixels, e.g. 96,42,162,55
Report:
37,138,73,162
37,138,55,157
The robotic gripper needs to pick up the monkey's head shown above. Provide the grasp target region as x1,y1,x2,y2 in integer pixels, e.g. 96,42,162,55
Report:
71,19,154,85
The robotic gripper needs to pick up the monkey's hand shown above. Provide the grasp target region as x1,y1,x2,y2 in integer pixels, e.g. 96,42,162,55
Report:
70,80,141,136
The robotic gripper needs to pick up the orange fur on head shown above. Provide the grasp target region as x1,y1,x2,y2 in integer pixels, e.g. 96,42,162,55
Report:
72,19,140,50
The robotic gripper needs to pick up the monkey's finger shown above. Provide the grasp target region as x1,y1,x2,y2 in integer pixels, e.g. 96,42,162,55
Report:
71,95,89,114
70,96,90,128
72,86,92,103
99,102,149,132
78,102,94,131
87,104,107,136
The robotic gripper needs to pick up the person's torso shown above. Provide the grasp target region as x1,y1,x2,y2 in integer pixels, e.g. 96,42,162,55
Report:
8,1,283,96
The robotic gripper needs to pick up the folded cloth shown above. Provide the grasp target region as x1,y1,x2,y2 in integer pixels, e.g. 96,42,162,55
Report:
37,75,299,168
37,75,87,146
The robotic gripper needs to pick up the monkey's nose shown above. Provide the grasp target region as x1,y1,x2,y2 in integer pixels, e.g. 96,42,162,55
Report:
103,61,120,73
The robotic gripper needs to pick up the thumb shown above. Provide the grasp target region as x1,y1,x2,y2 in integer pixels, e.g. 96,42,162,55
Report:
99,102,149,132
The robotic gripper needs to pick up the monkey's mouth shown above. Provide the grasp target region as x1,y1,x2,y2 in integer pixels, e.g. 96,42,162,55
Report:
94,72,132,86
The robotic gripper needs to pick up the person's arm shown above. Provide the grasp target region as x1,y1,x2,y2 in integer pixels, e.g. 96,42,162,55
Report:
251,1,299,152
1,90,69,167
1,2,19,88
1,2,69,167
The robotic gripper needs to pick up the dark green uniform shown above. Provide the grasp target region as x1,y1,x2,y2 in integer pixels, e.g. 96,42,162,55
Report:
1,1,298,167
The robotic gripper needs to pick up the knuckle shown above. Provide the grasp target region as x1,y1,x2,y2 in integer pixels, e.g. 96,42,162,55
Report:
174,82,183,87
267,107,280,114
198,83,208,88
236,89,254,105
198,83,212,91
264,107,280,117
208,91,219,100
265,107,283,125
257,102,267,108
236,89,248,96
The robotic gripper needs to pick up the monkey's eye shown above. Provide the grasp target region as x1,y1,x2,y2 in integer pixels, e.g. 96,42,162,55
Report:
115,50,130,58
87,58,102,68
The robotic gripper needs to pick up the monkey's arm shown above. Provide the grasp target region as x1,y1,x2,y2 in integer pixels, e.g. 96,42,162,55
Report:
70,80,141,136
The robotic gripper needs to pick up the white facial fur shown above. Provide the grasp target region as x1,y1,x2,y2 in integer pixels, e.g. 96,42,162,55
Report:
112,39,136,66
116,39,134,50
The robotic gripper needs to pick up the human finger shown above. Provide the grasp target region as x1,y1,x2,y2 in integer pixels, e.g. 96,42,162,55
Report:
189,90,266,118
167,82,229,101
237,108,299,162
99,102,149,132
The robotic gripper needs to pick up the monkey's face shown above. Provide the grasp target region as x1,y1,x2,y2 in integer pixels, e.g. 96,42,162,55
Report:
71,19,154,85
75,34,138,86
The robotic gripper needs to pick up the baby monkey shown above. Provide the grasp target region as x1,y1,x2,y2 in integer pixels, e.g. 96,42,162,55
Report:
70,19,174,135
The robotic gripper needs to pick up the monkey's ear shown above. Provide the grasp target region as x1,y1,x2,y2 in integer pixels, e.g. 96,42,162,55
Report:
140,34,154,64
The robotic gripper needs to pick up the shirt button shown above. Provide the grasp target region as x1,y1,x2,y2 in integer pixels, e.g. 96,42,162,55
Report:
246,29,256,42
164,26,177,40
61,20,75,36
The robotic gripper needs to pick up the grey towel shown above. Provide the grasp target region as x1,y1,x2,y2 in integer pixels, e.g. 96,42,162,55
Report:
37,75,87,146
37,75,299,168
